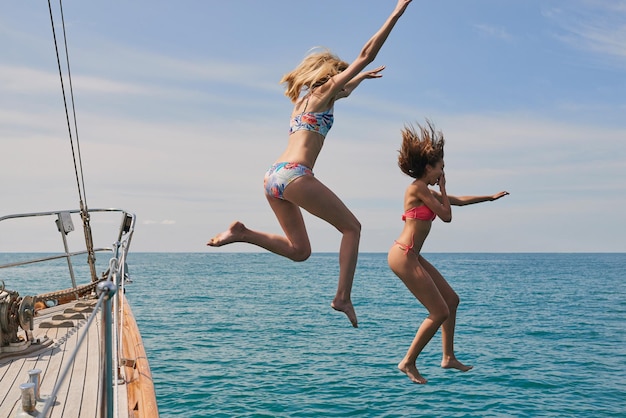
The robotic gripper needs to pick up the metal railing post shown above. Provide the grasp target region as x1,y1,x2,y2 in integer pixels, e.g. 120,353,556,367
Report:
98,281,116,418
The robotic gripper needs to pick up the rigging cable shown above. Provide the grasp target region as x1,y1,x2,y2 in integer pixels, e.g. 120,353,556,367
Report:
47,0,97,281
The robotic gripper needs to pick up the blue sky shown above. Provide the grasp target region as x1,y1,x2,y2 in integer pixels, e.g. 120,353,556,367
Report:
1,1,624,252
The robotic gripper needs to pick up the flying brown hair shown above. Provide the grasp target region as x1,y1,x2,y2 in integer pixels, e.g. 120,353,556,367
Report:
397,120,445,179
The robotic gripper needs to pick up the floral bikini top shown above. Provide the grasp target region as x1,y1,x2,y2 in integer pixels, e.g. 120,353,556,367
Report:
402,205,436,222
289,94,334,138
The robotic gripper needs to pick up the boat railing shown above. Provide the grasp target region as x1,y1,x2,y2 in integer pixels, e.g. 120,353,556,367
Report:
0,208,136,418
37,279,117,418
0,208,135,284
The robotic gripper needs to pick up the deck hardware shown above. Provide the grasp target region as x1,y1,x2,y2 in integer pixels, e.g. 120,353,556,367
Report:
121,357,137,368
18,382,36,415
55,211,75,234
27,369,42,401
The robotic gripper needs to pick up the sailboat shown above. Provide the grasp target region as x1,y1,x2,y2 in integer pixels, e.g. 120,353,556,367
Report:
0,2,159,417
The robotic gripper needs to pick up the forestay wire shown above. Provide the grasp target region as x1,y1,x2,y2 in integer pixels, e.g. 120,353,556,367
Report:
47,0,97,281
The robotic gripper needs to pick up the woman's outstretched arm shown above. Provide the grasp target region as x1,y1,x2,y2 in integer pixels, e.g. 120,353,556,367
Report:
432,190,510,206
322,0,412,98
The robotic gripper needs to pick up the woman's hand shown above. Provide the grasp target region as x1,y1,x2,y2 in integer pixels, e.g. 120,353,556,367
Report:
337,65,386,99
438,172,446,191
491,191,510,201
361,65,385,80
395,0,412,15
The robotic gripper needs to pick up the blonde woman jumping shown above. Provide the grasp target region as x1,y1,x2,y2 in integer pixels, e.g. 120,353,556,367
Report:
208,0,413,328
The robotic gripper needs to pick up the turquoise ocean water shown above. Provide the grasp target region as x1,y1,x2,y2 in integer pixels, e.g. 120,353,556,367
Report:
3,253,625,417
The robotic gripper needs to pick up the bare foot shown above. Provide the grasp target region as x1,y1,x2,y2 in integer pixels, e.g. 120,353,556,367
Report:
207,221,246,247
441,356,473,372
398,362,427,384
331,299,358,328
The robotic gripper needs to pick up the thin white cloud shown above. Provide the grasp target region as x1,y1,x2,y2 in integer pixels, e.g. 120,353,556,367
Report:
142,220,176,225
545,1,626,62
473,24,513,41
0,66,59,93
73,41,281,95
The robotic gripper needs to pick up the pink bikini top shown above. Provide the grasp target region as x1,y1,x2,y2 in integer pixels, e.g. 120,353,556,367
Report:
402,205,436,222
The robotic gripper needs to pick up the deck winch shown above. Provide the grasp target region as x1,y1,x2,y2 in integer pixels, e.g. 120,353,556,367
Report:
0,281,35,353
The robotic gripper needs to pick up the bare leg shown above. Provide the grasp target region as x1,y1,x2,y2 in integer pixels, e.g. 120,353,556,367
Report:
419,256,473,372
284,176,361,327
388,247,450,383
208,175,361,327
397,315,441,384
330,230,359,328
207,197,312,262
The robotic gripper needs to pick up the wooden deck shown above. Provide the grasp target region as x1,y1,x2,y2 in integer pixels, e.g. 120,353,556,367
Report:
0,295,155,417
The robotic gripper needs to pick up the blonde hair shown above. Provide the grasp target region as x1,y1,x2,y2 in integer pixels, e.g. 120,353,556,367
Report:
397,120,445,179
280,48,349,102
